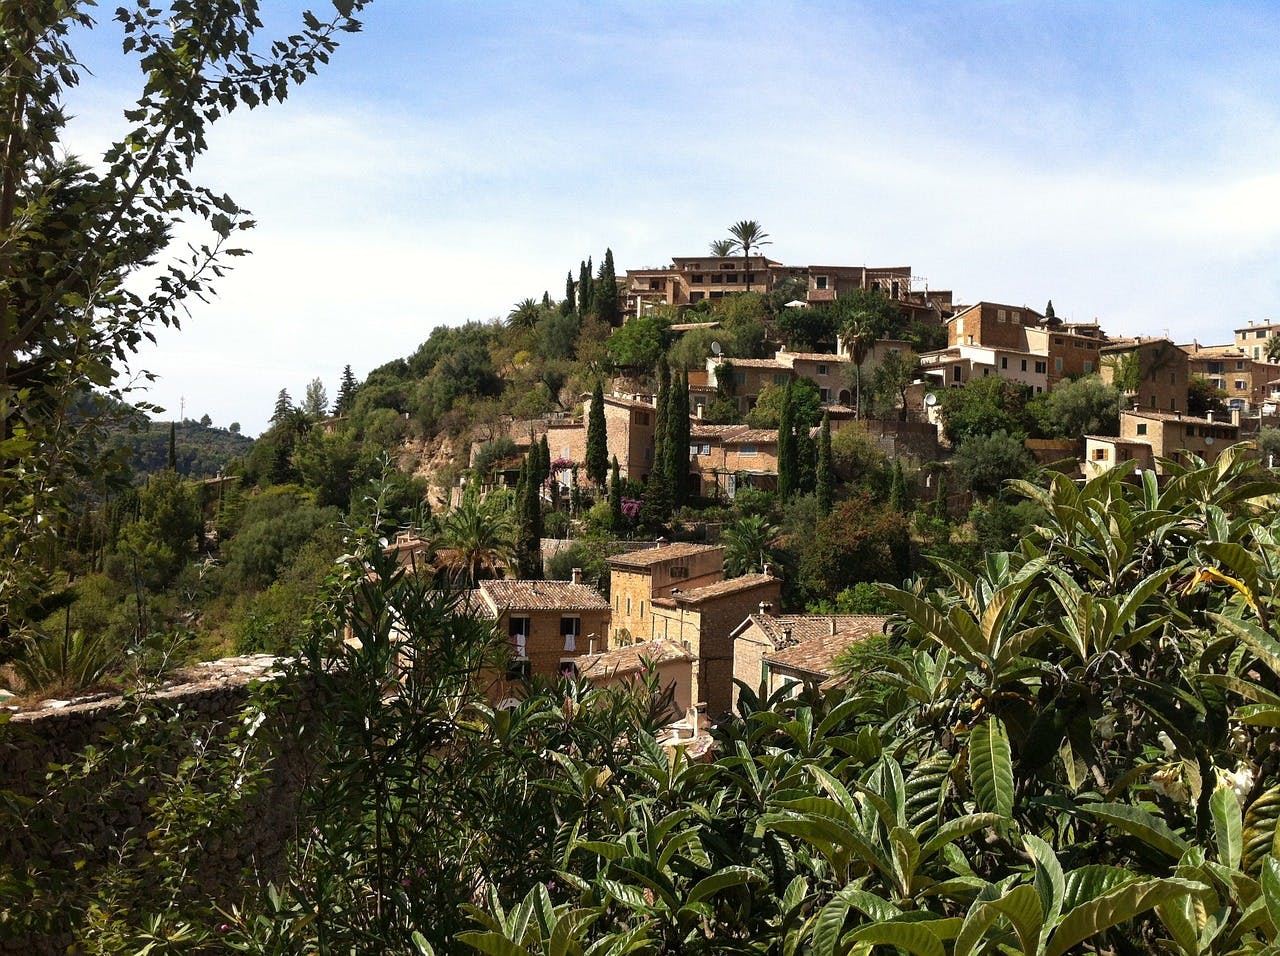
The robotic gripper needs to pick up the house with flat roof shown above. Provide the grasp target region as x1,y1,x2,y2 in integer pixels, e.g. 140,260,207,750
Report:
1234,320,1280,365
1082,436,1156,480
1182,341,1266,412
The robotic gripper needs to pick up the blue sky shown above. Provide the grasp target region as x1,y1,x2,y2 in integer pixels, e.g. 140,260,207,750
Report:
63,1,1280,435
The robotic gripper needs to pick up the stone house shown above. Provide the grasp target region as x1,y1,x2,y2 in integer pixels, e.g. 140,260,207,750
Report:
1099,338,1189,414
580,391,659,483
1234,320,1280,365
763,622,889,695
646,573,783,719
1116,409,1240,473
1081,436,1156,480
1182,341,1267,412
607,543,724,645
689,425,779,499
948,302,1045,351
918,344,1048,394
730,612,891,710
476,576,611,701
577,639,699,735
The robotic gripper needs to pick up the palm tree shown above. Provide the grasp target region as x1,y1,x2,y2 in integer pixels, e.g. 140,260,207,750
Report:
722,514,780,577
433,487,517,586
1266,334,1280,365
507,297,541,329
841,316,876,418
727,220,771,290
709,238,736,257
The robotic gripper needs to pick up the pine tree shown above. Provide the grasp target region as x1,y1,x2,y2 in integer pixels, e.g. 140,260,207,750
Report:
1045,299,1055,319
335,365,358,415
585,380,609,487
595,247,620,326
167,422,177,471
609,456,623,530
933,471,949,522
563,270,576,316
271,388,294,425
777,381,797,500
817,412,833,514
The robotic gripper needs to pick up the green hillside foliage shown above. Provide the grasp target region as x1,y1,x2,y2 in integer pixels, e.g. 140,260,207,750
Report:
115,418,254,478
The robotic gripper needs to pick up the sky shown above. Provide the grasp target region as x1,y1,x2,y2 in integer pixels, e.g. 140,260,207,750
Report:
62,1,1280,436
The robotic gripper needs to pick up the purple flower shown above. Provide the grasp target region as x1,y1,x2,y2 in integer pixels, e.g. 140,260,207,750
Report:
621,498,641,518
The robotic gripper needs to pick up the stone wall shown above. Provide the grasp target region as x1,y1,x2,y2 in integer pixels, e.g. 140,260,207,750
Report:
0,656,317,955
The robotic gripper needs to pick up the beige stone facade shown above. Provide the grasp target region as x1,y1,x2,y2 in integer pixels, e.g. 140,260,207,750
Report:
1182,342,1267,412
730,613,891,707
476,579,611,700
579,392,658,483
1099,338,1190,414
689,425,779,499
1117,410,1239,473
607,543,724,645
577,639,699,728
647,573,783,718
1234,320,1280,365
1082,436,1156,480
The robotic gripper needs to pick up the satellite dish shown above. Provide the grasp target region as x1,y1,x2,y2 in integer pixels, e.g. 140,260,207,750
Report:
711,341,723,356
1204,436,1215,446
924,392,938,407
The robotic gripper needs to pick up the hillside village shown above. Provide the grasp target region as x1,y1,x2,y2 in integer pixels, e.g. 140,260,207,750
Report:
336,239,1280,740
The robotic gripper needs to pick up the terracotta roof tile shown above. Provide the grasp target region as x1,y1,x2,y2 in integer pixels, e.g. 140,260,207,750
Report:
765,628,876,678
608,542,722,569
723,429,778,445
661,573,779,606
744,614,891,650
577,639,695,679
478,580,610,612
1123,410,1238,428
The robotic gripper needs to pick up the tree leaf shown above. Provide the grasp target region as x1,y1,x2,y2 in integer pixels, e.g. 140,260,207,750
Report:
1046,878,1203,956
969,716,1014,822
1080,803,1190,860
845,919,946,956
1211,785,1243,871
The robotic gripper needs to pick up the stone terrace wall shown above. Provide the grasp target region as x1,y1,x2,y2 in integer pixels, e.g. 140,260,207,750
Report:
0,656,318,955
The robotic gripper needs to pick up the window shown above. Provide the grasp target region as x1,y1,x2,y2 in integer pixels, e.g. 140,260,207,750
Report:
1084,361,1093,373
509,616,530,658
1020,359,1027,372
1001,357,1008,370
1093,448,1108,461
711,274,721,284
741,444,758,456
690,291,704,302
815,275,828,290
1238,361,1245,371
559,660,580,678
626,597,631,614
640,600,645,618
1039,361,1049,374
669,565,688,579
1259,330,1268,339
560,616,580,652
773,374,789,386
819,387,831,402
710,291,724,299
506,658,530,681
953,366,962,382
1236,379,1247,390
720,262,736,270
635,411,649,426
732,371,746,386
1137,423,1148,436
1012,311,1021,325
955,318,964,336
1054,337,1064,345
817,364,829,375
997,309,1007,322
691,274,704,284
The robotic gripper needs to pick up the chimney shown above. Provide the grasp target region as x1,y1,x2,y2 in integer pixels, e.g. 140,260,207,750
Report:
758,601,772,615
830,618,836,636
588,635,595,655
1206,410,1214,423
1232,407,1242,427
571,567,583,585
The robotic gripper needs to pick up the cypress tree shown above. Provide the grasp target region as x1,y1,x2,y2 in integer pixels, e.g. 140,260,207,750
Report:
667,369,692,505
889,460,906,513
539,434,552,486
777,381,796,500
797,426,816,496
585,380,608,487
167,421,177,471
518,452,543,577
541,290,551,308
563,270,576,316
1045,299,1055,319
595,247,620,326
578,258,594,316
653,357,670,482
643,361,672,527
933,471,949,522
570,465,582,514
609,456,623,529
817,412,833,514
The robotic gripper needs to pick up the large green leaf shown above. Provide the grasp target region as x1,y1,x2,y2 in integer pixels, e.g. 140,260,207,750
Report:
1024,834,1065,927
1262,857,1280,939
969,716,1014,822
845,919,946,956
1211,785,1243,871
1080,802,1190,860
1046,878,1204,956
683,866,763,907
